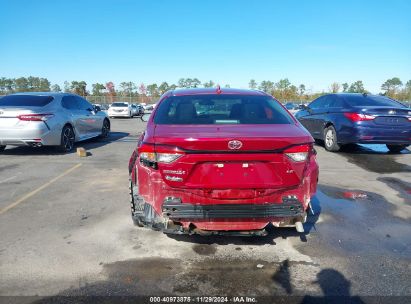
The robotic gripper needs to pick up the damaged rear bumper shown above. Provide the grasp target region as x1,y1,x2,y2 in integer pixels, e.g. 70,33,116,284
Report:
158,197,305,235
162,197,304,220
133,196,307,236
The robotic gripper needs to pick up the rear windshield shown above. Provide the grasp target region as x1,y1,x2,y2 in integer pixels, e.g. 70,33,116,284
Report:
154,94,294,125
344,95,405,107
0,95,54,107
111,102,128,107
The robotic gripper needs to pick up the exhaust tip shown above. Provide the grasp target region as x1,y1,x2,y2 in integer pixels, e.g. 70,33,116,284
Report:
30,142,43,147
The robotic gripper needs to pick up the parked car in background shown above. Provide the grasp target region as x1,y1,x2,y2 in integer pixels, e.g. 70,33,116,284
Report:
136,104,145,115
284,102,302,115
100,104,109,113
0,92,110,152
284,102,295,111
130,104,139,117
143,103,155,112
128,88,319,235
295,93,411,152
92,103,102,112
93,103,109,113
108,102,132,118
131,104,144,117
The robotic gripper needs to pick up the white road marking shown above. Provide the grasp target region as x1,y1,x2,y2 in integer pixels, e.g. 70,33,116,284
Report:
0,176,17,184
0,163,82,215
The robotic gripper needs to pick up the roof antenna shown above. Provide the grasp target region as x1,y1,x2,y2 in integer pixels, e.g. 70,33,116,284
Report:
363,92,368,97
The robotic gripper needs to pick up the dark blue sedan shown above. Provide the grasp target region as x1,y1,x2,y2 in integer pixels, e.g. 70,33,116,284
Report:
295,93,411,152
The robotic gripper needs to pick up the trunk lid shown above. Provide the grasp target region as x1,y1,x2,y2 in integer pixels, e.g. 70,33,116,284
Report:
153,124,311,151
355,106,411,126
0,107,41,129
153,124,313,195
110,107,129,112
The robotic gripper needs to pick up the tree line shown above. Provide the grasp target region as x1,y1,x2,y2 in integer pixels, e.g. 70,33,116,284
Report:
251,78,411,101
1,76,410,102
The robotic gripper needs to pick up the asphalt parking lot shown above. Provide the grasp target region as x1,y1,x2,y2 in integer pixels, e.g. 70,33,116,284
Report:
0,118,410,300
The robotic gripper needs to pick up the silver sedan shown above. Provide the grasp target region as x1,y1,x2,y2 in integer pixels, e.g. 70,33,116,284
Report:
0,92,110,152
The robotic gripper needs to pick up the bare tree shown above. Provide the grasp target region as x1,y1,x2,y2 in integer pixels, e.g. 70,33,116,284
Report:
329,82,341,93
106,82,116,102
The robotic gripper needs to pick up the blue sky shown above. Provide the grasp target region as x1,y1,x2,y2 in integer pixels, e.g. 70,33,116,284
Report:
1,0,410,93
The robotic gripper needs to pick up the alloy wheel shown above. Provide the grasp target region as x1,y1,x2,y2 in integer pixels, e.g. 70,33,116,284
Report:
325,129,334,148
62,127,75,151
102,120,110,137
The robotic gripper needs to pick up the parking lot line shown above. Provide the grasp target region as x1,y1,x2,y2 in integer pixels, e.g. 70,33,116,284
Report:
0,163,82,215
0,176,17,184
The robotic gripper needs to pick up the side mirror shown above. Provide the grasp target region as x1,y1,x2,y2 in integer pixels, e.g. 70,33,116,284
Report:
87,108,97,114
141,113,151,122
94,106,101,112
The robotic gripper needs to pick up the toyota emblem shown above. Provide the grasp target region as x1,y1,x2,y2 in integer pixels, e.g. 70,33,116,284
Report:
228,140,243,150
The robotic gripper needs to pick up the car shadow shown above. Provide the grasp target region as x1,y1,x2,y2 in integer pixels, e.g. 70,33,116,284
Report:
79,132,133,151
337,144,411,173
1,132,130,155
339,143,410,155
315,142,410,155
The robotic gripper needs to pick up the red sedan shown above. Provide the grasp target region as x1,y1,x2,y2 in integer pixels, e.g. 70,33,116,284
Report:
128,87,319,236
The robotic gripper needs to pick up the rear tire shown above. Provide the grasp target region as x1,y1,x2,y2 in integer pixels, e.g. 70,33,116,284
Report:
386,144,408,153
0,145,6,152
129,180,144,227
58,125,75,153
132,216,144,227
100,119,110,138
324,126,340,152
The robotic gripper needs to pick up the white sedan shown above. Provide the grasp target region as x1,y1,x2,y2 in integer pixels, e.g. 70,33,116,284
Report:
0,92,110,152
108,102,133,118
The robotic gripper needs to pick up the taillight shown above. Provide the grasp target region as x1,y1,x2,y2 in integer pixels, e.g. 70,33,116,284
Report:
284,144,311,162
156,153,183,163
17,113,54,121
139,151,156,162
344,112,375,122
155,145,184,163
138,144,184,166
